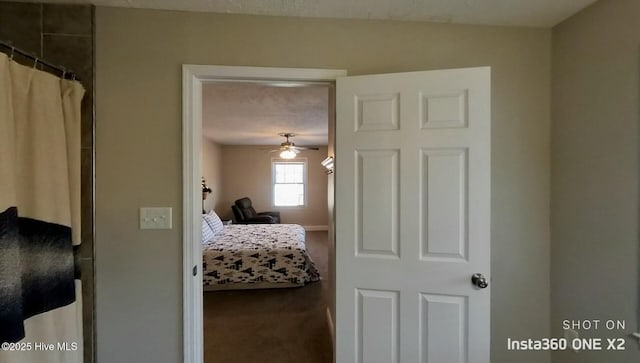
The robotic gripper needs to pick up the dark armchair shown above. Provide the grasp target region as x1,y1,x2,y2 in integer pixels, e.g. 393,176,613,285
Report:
231,197,280,224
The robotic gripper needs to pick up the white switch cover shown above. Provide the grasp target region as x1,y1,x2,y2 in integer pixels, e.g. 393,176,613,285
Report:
140,207,172,229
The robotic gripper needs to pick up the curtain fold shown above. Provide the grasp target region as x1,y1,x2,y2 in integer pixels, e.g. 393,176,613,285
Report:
0,53,84,363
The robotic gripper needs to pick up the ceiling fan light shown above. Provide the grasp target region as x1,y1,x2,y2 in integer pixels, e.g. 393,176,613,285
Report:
280,149,297,159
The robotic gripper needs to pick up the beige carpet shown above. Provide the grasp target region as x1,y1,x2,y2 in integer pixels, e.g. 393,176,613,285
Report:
204,231,332,363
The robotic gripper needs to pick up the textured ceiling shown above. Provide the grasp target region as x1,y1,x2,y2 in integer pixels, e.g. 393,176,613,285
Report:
202,82,329,146
15,0,596,27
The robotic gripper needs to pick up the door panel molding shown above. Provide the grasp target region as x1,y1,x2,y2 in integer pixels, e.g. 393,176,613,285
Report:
336,67,491,363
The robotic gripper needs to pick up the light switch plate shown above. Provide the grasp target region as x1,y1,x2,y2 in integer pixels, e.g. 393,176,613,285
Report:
140,207,172,229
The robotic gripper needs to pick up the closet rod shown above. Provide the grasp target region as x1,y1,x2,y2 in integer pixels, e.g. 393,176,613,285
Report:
0,40,78,80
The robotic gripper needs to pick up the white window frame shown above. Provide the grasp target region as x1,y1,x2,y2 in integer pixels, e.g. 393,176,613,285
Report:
271,158,308,208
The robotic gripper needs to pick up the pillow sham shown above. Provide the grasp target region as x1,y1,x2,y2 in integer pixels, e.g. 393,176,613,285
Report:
202,216,215,243
203,210,224,236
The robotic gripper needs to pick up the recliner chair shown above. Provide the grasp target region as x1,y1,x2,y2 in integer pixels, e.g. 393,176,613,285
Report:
232,197,280,224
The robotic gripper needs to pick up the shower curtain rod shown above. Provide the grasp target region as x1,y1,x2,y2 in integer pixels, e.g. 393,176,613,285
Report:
0,40,78,80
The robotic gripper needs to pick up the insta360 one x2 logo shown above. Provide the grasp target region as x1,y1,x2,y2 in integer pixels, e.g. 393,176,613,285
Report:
507,319,627,352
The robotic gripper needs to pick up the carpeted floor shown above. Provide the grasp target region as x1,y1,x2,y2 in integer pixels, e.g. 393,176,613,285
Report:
203,231,332,363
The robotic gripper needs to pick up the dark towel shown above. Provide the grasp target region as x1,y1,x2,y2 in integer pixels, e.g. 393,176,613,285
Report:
0,207,75,343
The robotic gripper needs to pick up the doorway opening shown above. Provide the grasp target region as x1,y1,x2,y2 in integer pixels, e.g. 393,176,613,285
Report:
182,65,346,363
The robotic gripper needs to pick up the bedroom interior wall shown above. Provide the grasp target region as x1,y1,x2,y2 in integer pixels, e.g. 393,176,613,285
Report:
218,145,329,226
551,0,640,362
95,7,551,363
200,137,222,213
0,2,96,362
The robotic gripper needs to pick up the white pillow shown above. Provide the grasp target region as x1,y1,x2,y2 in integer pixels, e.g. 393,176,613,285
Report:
203,210,224,236
202,216,215,243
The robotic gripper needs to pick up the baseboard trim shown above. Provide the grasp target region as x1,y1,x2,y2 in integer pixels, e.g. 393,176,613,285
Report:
304,225,329,231
326,307,335,353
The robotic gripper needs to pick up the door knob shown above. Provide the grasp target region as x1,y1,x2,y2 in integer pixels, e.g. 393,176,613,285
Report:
471,273,488,288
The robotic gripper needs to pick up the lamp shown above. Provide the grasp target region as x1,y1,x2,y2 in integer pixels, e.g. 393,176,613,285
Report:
279,149,297,159
321,156,334,174
202,178,212,213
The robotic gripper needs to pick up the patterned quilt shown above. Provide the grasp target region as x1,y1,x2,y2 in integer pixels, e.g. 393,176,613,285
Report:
202,224,320,288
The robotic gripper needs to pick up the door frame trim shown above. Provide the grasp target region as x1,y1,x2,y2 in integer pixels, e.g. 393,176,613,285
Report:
181,65,347,363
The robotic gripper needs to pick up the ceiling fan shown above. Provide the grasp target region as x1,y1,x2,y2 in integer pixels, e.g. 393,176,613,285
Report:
271,133,319,159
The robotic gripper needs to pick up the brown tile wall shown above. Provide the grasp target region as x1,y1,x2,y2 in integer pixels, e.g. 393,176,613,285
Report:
0,2,95,362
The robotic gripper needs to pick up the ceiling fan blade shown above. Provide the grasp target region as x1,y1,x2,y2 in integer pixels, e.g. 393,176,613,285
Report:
292,146,320,151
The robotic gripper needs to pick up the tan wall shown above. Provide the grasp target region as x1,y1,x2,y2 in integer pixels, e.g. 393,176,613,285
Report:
551,0,640,362
201,137,222,213
218,145,329,226
95,7,551,363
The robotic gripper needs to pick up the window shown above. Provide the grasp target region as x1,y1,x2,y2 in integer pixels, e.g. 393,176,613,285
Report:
272,160,306,207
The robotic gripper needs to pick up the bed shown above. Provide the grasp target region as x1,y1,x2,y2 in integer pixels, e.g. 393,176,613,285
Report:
202,223,320,291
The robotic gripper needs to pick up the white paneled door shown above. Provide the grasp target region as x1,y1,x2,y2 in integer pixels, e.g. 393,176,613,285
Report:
335,67,491,363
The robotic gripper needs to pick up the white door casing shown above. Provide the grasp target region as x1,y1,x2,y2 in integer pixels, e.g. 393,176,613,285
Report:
182,65,347,363
335,67,491,363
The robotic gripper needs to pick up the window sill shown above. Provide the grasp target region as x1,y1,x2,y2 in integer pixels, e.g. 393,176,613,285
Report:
273,205,306,209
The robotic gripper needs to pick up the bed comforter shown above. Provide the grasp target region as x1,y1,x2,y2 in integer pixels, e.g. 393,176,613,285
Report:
202,224,319,288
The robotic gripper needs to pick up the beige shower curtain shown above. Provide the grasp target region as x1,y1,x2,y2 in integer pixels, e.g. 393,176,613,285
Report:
0,53,84,363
